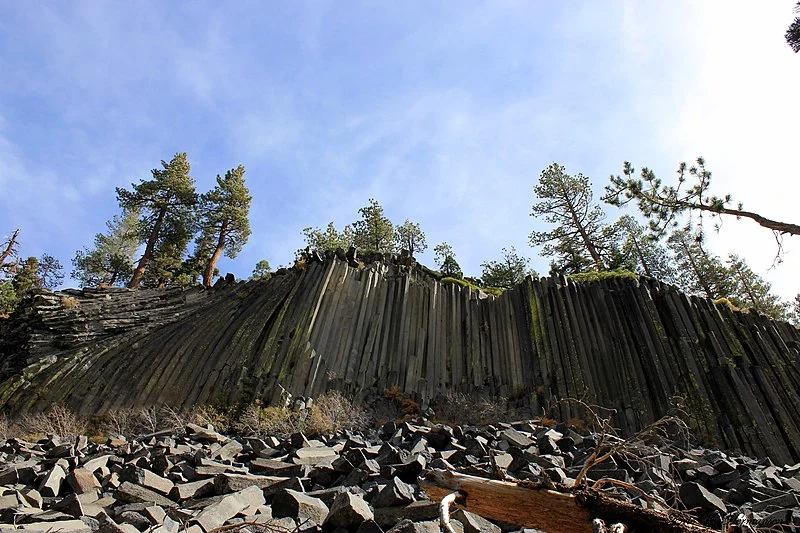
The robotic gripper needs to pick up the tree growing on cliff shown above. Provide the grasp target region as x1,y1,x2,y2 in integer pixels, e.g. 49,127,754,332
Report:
605,159,800,250
194,165,252,287
612,216,677,284
480,247,535,289
71,210,140,288
117,152,198,289
530,163,616,272
395,219,427,257
434,242,463,279
666,229,732,300
138,213,196,288
725,254,789,320
251,260,272,280
351,199,395,254
303,222,353,252
12,255,64,295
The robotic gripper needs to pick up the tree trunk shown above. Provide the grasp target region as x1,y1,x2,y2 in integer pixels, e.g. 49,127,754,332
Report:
732,265,761,312
679,239,714,299
557,182,605,270
630,233,652,277
0,229,20,269
565,202,604,269
128,208,166,289
202,221,228,287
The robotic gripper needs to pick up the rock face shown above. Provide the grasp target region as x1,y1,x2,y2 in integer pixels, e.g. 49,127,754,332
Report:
1,257,800,463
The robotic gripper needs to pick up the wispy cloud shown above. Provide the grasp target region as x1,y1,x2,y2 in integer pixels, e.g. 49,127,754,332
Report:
1,1,797,301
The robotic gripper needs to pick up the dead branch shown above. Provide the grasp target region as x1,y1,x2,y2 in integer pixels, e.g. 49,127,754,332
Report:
439,491,466,533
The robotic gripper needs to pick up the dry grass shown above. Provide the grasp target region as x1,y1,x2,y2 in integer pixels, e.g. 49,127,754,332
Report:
59,296,80,309
433,392,511,426
237,391,368,436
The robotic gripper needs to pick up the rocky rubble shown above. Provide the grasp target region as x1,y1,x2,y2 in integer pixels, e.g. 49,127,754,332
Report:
2,418,800,532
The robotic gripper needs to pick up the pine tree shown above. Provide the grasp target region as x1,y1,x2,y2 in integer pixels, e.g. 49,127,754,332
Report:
434,242,462,279
480,247,536,289
394,219,427,257
613,216,677,283
195,165,252,287
530,163,615,272
725,254,789,320
117,152,198,289
138,213,196,288
72,210,140,287
251,260,272,280
666,229,731,299
13,255,63,296
606,159,800,238
351,199,395,254
302,222,353,252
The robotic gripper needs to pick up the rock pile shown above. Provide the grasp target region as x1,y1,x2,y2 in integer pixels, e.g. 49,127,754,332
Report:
2,418,800,532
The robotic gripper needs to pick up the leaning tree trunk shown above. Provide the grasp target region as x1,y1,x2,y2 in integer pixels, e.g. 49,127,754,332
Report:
202,222,228,287
0,229,20,270
128,208,166,289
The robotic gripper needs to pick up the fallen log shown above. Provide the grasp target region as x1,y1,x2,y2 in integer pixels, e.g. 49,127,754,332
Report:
419,470,716,533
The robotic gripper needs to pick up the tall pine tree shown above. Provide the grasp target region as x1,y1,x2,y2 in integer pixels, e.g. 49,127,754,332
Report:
195,165,252,287
351,199,395,254
117,152,198,289
530,163,616,273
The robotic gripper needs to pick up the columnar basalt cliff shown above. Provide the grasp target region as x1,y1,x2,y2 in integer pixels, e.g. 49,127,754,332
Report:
1,257,799,463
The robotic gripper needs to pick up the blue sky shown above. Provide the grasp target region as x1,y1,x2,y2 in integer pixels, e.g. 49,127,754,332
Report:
1,1,799,300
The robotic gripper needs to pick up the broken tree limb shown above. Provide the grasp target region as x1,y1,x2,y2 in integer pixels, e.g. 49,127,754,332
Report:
421,469,593,533
439,491,465,533
420,470,717,533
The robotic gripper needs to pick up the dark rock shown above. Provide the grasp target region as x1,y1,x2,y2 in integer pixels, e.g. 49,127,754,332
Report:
371,478,415,508
272,488,329,524
679,482,726,515
325,492,374,530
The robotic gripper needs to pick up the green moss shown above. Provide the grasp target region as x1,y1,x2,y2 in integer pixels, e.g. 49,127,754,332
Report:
567,270,639,284
440,277,503,296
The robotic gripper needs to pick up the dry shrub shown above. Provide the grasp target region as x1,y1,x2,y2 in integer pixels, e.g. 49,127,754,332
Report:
537,415,558,428
308,390,368,434
189,404,233,433
433,392,510,426
567,416,590,431
382,387,420,421
98,408,139,437
98,404,189,437
18,404,88,439
0,413,12,441
237,391,367,436
237,403,295,435
60,296,80,309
